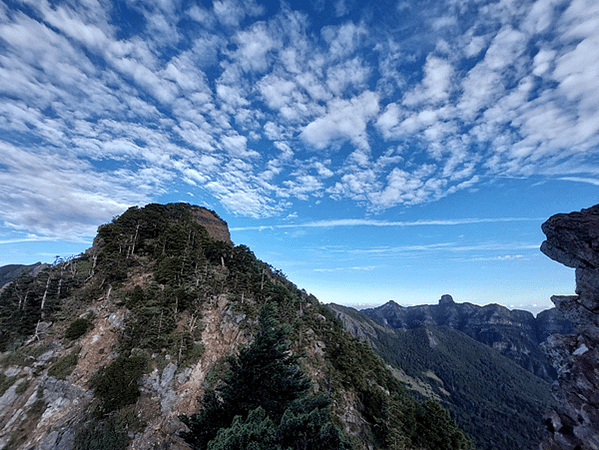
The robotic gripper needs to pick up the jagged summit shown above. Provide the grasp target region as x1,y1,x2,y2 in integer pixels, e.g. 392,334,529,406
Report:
363,294,573,381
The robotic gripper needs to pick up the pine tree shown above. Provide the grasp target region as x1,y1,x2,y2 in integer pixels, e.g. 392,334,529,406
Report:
180,303,352,450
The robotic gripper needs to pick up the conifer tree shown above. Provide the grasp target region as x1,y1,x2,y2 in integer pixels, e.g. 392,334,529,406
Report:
180,303,351,450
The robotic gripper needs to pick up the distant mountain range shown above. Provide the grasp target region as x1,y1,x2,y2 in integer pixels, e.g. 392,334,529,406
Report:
0,262,48,292
329,302,560,450
361,294,573,381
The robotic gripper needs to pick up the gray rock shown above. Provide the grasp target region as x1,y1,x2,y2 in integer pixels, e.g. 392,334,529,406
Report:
540,204,599,450
38,350,55,362
41,376,91,404
4,366,21,377
161,363,177,388
0,384,19,413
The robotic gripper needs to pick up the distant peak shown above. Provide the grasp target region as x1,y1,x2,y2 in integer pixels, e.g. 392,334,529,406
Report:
439,294,455,305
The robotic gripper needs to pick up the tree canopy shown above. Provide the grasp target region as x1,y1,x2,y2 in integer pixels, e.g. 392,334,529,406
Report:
180,303,352,450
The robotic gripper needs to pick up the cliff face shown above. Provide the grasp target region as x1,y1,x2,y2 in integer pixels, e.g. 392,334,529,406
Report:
189,206,231,243
540,204,599,450
363,295,573,381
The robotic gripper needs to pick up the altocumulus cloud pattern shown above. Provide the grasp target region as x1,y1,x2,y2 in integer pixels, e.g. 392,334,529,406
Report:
0,0,598,240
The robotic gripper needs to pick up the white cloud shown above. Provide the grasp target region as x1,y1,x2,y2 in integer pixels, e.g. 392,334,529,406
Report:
230,216,542,231
368,164,440,209
258,75,301,110
1,0,598,232
321,22,367,60
232,22,276,72
301,91,379,150
532,49,556,76
403,55,454,106
0,141,154,240
212,0,264,27
326,57,370,96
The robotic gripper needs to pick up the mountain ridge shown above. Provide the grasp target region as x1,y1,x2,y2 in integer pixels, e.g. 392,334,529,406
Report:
0,203,469,450
328,302,555,450
361,294,573,381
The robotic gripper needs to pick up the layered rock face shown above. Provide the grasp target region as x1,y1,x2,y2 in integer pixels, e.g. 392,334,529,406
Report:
540,204,599,450
363,295,573,381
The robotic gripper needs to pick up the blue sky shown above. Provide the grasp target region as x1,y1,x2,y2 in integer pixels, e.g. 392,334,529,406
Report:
0,0,598,311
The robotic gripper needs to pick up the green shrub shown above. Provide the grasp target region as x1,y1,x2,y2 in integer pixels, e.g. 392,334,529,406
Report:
48,348,79,379
65,318,92,340
0,373,17,396
15,379,29,394
73,413,134,450
90,354,147,412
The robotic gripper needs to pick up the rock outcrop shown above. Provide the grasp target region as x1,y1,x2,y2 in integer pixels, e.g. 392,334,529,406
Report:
540,204,599,450
189,206,231,243
363,296,573,381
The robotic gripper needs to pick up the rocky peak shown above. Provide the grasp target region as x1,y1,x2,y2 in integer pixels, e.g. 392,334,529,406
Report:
540,204,599,450
189,206,231,243
438,294,455,306
541,204,599,269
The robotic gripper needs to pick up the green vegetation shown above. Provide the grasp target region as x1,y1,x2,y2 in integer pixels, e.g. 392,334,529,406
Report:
0,256,91,351
89,353,147,413
48,348,80,379
0,373,17,396
65,318,92,340
180,304,353,450
73,409,143,450
329,304,553,450
15,379,29,394
313,305,472,450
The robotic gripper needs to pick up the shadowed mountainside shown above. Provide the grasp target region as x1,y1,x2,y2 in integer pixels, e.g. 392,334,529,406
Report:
329,303,555,450
0,262,49,292
362,295,573,381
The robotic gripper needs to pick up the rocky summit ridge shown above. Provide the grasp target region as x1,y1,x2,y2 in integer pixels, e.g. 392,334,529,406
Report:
0,203,469,450
540,204,599,450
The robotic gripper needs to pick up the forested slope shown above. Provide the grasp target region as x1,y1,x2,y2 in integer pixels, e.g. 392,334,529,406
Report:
0,203,470,450
330,303,555,450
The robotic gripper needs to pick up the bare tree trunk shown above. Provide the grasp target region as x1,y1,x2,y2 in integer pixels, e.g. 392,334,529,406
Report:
40,274,52,313
129,222,140,257
56,276,63,300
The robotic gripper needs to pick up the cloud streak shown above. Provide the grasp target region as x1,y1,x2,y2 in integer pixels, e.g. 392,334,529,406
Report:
230,216,543,231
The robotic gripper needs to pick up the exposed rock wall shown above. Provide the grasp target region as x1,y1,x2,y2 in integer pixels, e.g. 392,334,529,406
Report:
540,204,599,450
190,206,231,243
